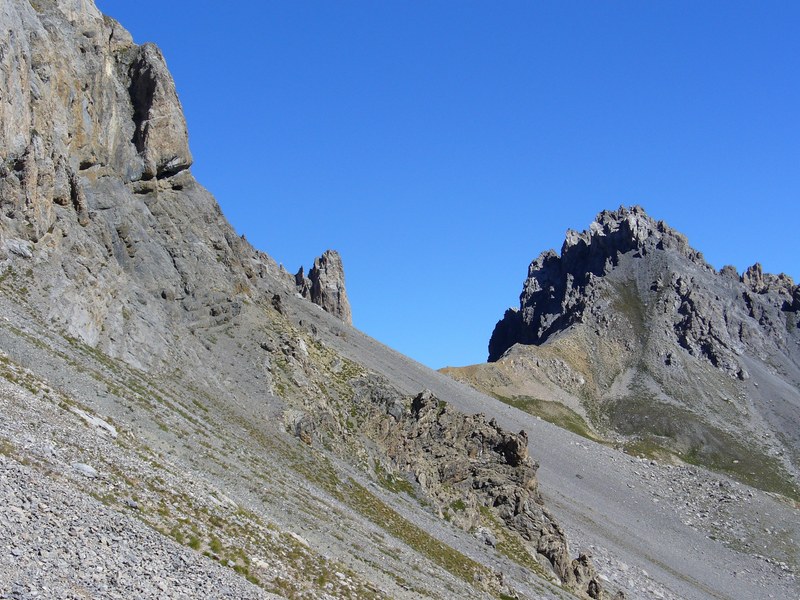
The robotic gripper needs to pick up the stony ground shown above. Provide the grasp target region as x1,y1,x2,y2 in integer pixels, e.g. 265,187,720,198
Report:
0,455,274,600
1,273,797,600
0,301,575,600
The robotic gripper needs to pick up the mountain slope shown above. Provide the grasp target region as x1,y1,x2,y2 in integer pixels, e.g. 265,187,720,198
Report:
304,298,799,600
445,206,800,502
0,2,608,599
1,3,797,600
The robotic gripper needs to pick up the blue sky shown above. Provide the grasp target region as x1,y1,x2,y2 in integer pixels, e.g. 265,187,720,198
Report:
96,1,799,369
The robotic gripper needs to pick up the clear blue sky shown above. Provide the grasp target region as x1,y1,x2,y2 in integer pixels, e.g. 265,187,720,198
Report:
96,1,799,369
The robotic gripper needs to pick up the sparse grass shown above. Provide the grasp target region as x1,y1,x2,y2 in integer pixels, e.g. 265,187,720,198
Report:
611,395,800,501
478,506,550,579
209,536,223,554
450,499,465,512
374,461,416,496
0,438,17,457
344,478,493,590
622,436,678,463
611,279,648,342
493,393,600,442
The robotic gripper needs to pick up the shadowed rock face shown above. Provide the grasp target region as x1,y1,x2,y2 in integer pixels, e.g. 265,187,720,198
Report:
488,206,701,361
128,43,192,180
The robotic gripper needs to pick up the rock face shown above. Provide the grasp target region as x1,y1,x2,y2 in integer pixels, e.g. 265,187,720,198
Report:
128,43,193,179
461,206,800,499
0,0,190,240
489,206,708,361
295,250,353,323
0,0,351,366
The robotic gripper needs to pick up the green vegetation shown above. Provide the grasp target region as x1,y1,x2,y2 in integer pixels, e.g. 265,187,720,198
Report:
478,506,550,578
209,536,224,554
450,499,465,512
493,393,600,442
611,395,800,502
373,461,416,496
621,436,677,463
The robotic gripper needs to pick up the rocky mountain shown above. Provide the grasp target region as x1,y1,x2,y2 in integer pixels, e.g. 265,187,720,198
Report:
0,1,611,599
446,206,800,501
1,3,798,600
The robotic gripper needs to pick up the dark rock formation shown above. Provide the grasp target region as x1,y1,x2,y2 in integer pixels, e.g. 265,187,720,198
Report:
489,206,799,372
488,206,699,360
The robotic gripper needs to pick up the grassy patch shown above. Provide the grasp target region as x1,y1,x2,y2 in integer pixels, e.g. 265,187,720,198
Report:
610,396,799,501
493,394,600,441
374,461,416,496
0,437,17,457
621,436,678,463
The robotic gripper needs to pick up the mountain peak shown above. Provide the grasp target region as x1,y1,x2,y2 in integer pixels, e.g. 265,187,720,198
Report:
465,207,800,504
558,205,706,273
488,206,797,364
564,205,657,252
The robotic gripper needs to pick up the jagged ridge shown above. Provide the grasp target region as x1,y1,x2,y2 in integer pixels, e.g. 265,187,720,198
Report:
489,206,799,374
472,205,800,500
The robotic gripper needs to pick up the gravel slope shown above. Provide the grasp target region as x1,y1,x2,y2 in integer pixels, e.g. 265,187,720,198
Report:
0,292,574,600
0,455,274,600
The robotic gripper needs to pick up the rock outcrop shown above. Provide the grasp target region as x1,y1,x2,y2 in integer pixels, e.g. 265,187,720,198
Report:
0,0,190,243
296,249,352,324
372,389,604,597
128,43,193,180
